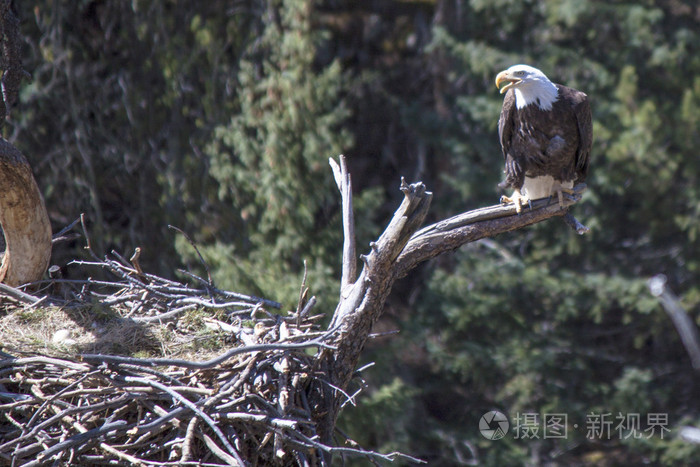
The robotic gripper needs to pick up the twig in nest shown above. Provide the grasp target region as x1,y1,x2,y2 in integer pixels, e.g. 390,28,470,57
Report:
129,247,146,279
80,336,337,369
124,376,244,465
51,216,83,245
0,282,41,304
296,260,309,326
169,225,213,287
80,212,101,260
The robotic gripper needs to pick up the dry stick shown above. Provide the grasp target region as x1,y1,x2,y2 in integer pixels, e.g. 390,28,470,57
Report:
23,371,98,432
68,258,152,295
180,417,200,463
176,268,282,309
111,249,137,269
288,430,427,465
562,211,590,235
275,348,291,458
169,225,214,287
81,336,336,369
296,259,309,328
114,364,188,387
0,282,41,304
1,394,135,453
65,415,146,466
129,247,146,278
328,177,432,335
31,255,280,309
131,304,198,323
24,420,130,467
124,376,245,466
329,156,357,294
51,216,83,244
220,413,298,429
414,183,585,236
0,356,90,371
138,463,229,467
80,212,101,261
215,289,281,309
101,259,178,299
199,432,241,466
132,406,189,436
177,297,254,308
17,385,205,399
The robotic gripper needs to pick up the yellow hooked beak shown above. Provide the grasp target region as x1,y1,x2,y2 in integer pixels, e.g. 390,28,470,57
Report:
495,71,521,94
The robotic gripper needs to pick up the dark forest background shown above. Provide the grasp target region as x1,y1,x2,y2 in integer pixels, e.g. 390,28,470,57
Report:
11,1,700,465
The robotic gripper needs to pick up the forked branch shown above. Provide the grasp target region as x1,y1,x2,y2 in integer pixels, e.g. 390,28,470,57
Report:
317,156,587,444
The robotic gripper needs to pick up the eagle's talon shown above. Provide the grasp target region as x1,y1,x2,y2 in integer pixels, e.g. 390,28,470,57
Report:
501,190,529,214
553,183,578,208
558,186,576,195
557,190,565,208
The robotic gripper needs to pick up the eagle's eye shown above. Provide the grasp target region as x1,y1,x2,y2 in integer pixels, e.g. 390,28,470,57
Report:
514,71,526,77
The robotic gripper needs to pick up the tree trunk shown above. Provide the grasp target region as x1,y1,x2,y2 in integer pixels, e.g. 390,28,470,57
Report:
0,139,52,286
0,3,52,286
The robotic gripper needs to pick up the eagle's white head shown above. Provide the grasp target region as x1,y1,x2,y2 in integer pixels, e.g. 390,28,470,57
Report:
495,64,559,111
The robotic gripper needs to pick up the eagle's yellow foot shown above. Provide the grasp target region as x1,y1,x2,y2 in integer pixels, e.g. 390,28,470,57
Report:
500,189,530,214
554,184,576,208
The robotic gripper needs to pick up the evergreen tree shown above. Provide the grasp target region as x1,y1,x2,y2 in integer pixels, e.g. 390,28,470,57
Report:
17,1,247,272
203,0,352,308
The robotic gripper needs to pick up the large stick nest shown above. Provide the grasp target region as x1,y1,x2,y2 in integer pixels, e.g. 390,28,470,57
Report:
0,221,356,466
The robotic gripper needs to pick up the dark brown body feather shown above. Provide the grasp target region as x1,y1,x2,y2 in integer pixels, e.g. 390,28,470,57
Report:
499,84,592,190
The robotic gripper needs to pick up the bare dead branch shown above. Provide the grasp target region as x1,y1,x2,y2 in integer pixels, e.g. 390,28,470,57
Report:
395,186,585,279
80,336,337,370
317,158,588,447
80,212,101,260
330,155,357,294
0,282,42,304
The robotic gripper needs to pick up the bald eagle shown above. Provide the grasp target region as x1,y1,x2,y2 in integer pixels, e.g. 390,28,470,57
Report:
495,64,592,212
